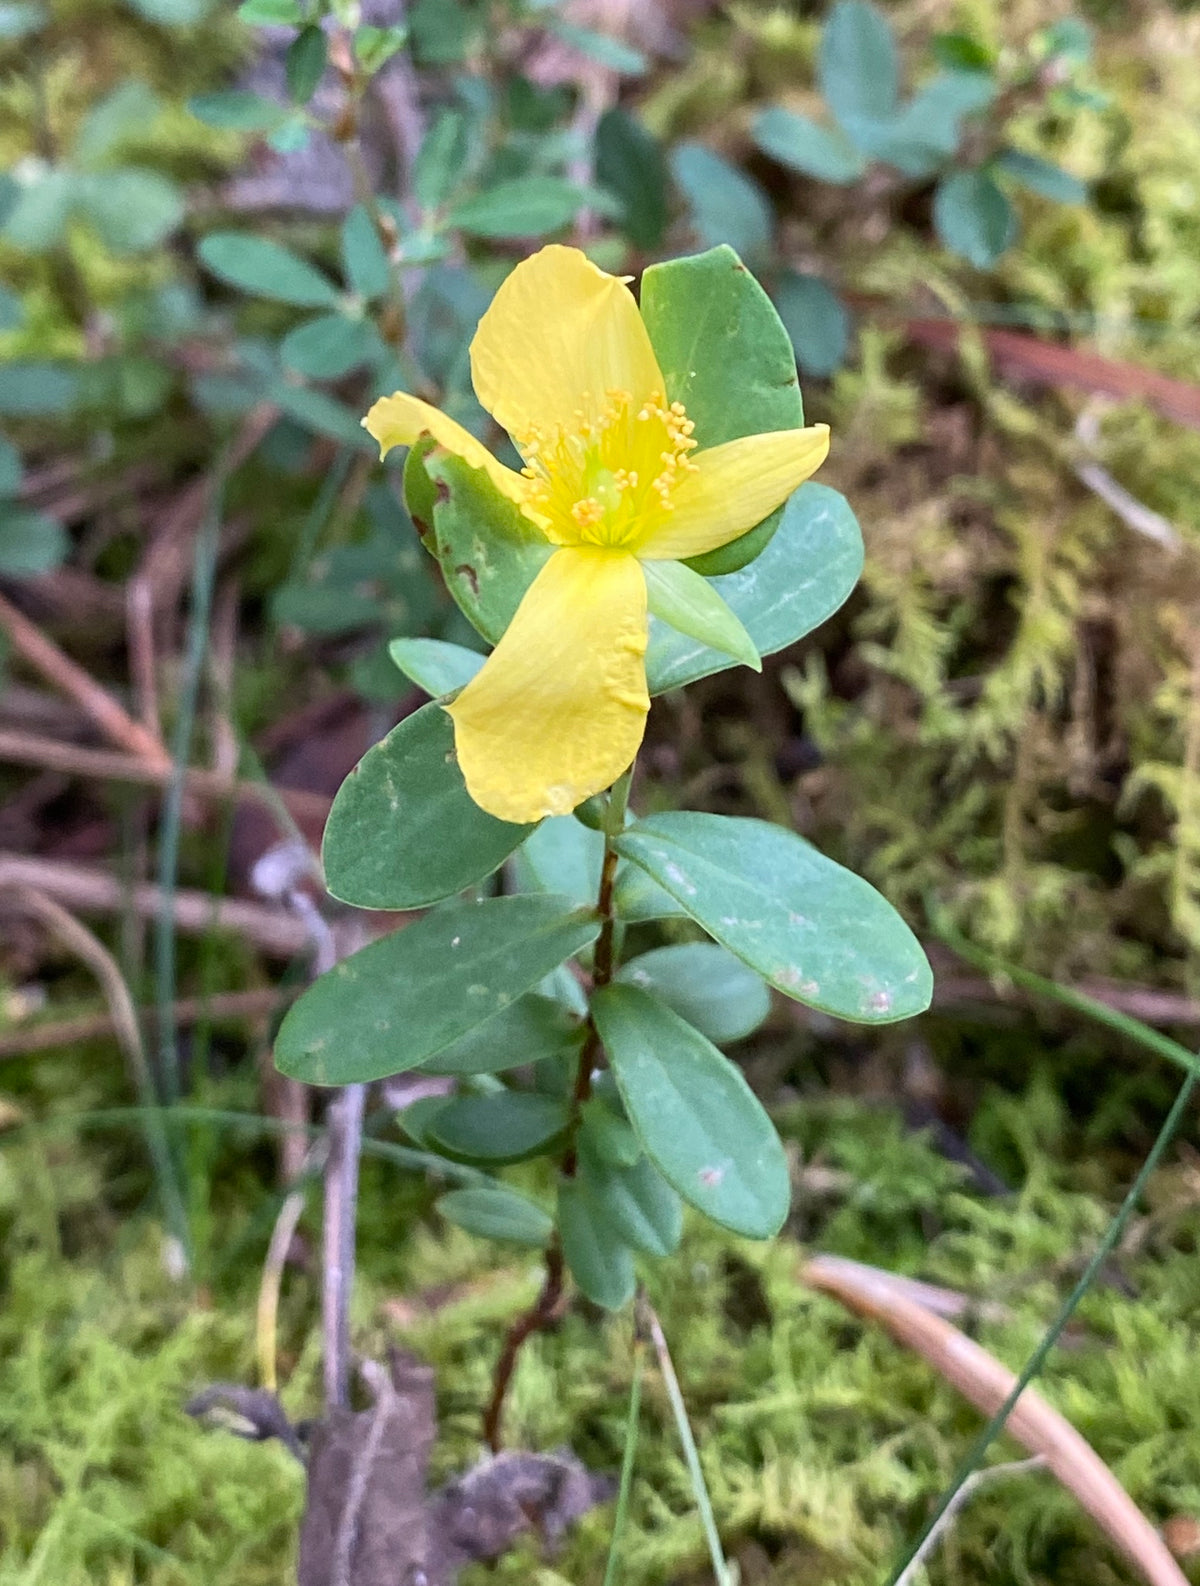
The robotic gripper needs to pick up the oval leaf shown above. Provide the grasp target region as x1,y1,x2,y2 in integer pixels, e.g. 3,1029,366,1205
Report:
577,1139,683,1257
274,895,599,1084
558,1178,636,1310
198,232,341,307
388,636,485,696
322,702,532,910
615,813,932,1023
437,1186,553,1246
752,108,865,183
592,983,789,1239
280,313,375,379
616,943,770,1045
933,170,1017,267
429,1091,569,1163
450,177,586,239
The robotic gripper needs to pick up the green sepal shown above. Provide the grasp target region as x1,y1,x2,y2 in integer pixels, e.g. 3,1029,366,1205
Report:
643,558,761,671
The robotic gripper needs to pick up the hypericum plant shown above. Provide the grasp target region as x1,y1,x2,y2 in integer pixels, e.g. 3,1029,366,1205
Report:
274,242,933,1432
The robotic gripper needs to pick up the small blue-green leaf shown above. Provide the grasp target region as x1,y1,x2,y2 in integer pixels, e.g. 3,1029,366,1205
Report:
595,108,668,249
450,177,587,239
578,1142,683,1258
437,1185,552,1246
819,0,899,130
237,0,302,20
615,812,933,1024
0,362,80,415
353,23,408,73
1,169,74,252
593,984,789,1239
199,233,341,307
74,81,160,167
76,170,184,254
429,1091,569,1164
773,271,851,378
612,865,689,923
413,109,471,212
643,559,760,671
616,943,770,1046
341,204,392,300
0,504,68,576
547,18,646,75
270,381,375,449
514,817,604,908
558,1178,636,1310
388,636,484,696
322,701,532,910
188,90,288,132
275,894,600,1084
280,314,376,379
996,149,1087,205
752,108,864,184
671,144,772,262
285,24,327,105
933,169,1017,267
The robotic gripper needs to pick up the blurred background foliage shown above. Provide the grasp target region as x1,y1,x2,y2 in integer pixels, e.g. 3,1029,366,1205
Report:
4,0,1200,1581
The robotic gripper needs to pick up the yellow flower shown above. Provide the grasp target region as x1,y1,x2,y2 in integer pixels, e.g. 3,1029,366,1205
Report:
364,245,829,825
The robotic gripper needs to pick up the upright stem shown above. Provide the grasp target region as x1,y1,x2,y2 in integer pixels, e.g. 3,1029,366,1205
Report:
323,1081,366,1410
483,764,634,1449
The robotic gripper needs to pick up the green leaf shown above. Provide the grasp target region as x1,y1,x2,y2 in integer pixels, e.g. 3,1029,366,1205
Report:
419,992,583,1075
409,0,477,65
932,31,994,73
0,362,80,415
125,0,213,22
1,170,74,252
643,559,760,671
578,1141,683,1257
429,1091,570,1163
353,23,409,74
414,110,472,212
270,381,375,449
819,0,899,130
76,170,183,254
752,109,864,184
548,18,646,75
514,816,604,907
271,580,378,635
645,483,863,694
615,813,933,1023
933,169,1017,267
286,25,327,105
0,437,22,496
188,90,288,132
0,4,46,39
773,271,850,378
437,1185,552,1246
616,943,770,1045
198,233,341,307
0,504,67,576
450,177,587,239
417,448,553,644
640,244,801,576
275,894,600,1085
267,114,311,155
322,701,532,910
996,149,1087,205
236,0,300,20
595,108,668,249
340,205,392,300
578,1098,640,1167
280,314,375,379
592,984,789,1239
865,72,997,177
74,81,160,167
388,636,484,696
558,1178,636,1309
670,144,771,263
1043,18,1092,67
397,1094,452,1149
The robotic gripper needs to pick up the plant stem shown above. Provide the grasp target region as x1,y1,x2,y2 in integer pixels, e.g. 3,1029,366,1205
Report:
483,763,635,1449
602,1334,646,1586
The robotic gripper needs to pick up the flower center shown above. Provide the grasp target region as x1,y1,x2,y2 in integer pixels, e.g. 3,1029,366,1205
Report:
517,389,699,550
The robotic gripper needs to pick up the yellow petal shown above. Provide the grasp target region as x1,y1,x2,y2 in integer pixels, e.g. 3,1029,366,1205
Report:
362,390,528,505
637,424,831,561
469,245,665,443
447,547,649,824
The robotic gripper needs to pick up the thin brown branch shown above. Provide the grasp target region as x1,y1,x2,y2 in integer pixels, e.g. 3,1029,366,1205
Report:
0,851,349,958
0,728,332,832
803,1255,1190,1586
482,1238,565,1453
0,589,170,771
0,987,293,1061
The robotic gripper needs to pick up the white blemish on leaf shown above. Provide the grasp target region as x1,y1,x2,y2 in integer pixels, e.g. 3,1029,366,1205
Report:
698,1165,724,1188
663,862,696,895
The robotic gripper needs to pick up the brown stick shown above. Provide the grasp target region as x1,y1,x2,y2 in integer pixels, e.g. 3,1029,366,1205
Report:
803,1255,1189,1586
0,728,331,831
481,1239,565,1452
0,851,336,958
0,987,293,1060
0,590,170,771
